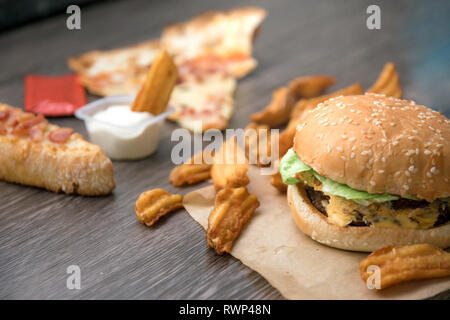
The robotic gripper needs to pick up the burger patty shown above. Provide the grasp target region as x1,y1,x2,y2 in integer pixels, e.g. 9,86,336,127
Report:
305,186,450,228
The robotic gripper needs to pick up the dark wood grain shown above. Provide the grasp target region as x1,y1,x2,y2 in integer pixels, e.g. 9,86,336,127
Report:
0,0,449,299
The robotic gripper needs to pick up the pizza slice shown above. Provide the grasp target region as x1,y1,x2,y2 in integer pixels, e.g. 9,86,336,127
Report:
68,40,161,96
161,6,266,79
163,7,266,132
0,104,115,195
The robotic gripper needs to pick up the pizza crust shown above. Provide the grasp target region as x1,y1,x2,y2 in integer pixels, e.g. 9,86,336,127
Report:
0,105,115,196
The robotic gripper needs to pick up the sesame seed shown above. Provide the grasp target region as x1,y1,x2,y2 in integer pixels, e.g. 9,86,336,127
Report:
424,150,431,155
378,170,385,174
369,181,376,186
430,167,439,175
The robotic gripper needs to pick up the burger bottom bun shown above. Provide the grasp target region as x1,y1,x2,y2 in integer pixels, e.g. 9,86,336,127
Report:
287,184,450,252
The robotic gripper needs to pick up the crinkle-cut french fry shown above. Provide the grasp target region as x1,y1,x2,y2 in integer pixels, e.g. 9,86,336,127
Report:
250,87,297,127
135,188,183,227
250,75,336,127
169,150,214,187
169,163,212,187
288,75,336,99
131,50,178,115
207,187,260,254
360,243,450,289
211,137,249,191
368,62,402,99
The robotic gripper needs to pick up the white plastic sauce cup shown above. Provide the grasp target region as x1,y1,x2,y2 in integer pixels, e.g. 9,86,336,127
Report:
75,95,173,160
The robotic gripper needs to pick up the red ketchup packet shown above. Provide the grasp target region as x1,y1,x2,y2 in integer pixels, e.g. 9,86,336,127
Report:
25,74,86,116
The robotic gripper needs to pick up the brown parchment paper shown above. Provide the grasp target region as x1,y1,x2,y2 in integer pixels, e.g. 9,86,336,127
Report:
183,166,450,300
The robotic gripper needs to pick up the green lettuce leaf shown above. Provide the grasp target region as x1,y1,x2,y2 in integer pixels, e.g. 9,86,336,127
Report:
312,172,399,202
279,148,312,184
279,148,399,202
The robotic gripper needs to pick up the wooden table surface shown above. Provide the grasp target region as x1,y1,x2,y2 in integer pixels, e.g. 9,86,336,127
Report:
1,0,449,299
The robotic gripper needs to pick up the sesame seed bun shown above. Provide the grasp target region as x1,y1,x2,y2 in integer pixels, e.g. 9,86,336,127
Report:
294,93,450,202
287,184,450,252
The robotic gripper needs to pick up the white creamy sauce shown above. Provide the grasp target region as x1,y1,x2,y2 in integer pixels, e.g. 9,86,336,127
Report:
93,105,152,129
86,105,162,160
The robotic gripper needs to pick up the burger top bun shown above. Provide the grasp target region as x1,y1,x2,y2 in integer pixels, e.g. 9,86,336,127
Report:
294,93,450,202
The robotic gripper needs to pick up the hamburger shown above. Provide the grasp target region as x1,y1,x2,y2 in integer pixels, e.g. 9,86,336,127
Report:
280,93,450,252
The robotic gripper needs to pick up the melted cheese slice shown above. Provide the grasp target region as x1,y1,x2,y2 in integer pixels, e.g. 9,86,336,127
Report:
325,194,440,229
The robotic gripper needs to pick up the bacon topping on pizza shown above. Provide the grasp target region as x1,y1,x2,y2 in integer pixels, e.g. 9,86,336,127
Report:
0,105,74,143
49,128,74,143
